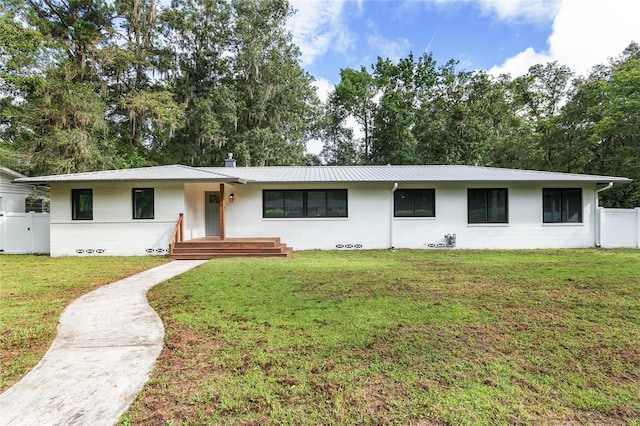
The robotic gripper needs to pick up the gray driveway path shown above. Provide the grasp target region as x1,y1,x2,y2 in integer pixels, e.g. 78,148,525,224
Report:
0,260,206,426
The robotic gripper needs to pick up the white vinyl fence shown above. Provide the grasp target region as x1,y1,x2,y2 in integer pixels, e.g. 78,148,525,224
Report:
0,212,50,254
599,207,640,249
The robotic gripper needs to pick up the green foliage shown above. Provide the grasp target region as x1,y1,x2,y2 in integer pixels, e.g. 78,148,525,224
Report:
24,0,115,79
331,66,377,162
1,0,637,199
325,44,638,207
1,0,317,172
371,53,437,165
318,101,357,165
227,0,318,166
6,64,122,175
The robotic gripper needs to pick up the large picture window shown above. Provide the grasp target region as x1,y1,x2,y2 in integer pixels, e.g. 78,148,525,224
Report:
72,189,93,220
543,188,582,223
394,189,435,217
132,188,154,219
263,190,347,218
468,188,508,224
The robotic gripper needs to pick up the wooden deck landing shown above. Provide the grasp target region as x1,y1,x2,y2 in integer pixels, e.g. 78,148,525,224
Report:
170,237,292,260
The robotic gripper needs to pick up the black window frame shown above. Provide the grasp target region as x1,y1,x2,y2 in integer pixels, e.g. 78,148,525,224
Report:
72,189,93,220
263,189,348,218
467,188,509,224
132,188,155,220
394,189,436,217
543,188,582,223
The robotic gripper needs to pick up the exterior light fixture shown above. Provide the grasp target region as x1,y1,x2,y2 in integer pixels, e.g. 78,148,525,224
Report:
229,193,235,202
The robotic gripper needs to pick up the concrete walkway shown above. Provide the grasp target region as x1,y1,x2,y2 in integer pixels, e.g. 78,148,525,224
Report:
0,260,206,426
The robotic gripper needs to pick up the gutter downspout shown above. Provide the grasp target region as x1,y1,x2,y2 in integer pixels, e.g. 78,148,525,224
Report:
595,182,614,247
390,183,398,249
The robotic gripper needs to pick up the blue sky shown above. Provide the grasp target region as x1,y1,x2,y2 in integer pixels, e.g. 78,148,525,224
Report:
287,0,640,98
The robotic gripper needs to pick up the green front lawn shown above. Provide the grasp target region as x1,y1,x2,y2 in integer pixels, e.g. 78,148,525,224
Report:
0,255,168,391
122,249,640,425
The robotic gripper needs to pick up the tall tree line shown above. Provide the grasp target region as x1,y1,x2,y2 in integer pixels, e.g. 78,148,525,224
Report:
1,0,638,207
321,44,640,207
0,0,318,173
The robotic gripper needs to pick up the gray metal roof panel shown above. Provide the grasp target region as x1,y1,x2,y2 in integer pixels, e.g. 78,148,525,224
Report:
1,167,27,179
14,164,631,185
201,165,632,184
14,165,241,184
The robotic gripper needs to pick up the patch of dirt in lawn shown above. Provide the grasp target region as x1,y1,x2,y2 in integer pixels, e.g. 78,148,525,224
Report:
126,320,224,424
540,409,635,425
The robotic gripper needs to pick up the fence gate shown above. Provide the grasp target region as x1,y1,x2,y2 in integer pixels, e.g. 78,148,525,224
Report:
0,212,50,254
599,207,640,249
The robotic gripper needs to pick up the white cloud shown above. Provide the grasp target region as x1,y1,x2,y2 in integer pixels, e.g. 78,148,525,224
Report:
287,0,355,66
476,0,560,22
312,77,333,103
489,0,640,77
367,32,411,63
547,0,640,75
430,0,560,22
489,47,553,76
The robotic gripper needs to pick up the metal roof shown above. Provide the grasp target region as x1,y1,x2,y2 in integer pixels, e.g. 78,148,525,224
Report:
1,167,27,180
13,165,244,184
14,164,631,185
201,165,632,184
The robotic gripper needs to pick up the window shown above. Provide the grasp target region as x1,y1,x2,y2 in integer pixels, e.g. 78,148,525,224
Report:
263,190,347,218
543,188,582,223
72,189,93,220
468,188,508,224
132,188,154,219
394,189,435,217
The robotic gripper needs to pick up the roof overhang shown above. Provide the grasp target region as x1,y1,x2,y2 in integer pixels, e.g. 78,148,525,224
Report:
13,165,248,185
12,165,632,186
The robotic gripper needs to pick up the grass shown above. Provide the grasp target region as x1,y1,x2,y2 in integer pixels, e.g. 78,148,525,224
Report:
121,249,640,425
0,255,168,391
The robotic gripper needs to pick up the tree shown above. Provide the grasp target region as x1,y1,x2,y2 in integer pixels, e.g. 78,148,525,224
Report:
512,62,574,170
331,66,377,163
370,53,437,165
227,0,318,166
1,0,123,174
157,0,317,166
414,62,497,165
8,64,120,175
318,101,358,165
102,0,183,154
0,0,46,170
24,0,115,82
586,43,640,207
157,0,235,166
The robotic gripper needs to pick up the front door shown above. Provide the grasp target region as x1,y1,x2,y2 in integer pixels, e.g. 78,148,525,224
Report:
205,192,221,236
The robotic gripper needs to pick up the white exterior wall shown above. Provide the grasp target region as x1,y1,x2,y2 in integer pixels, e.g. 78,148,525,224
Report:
393,183,597,249
0,172,34,213
223,182,599,250
46,180,602,256
225,183,392,249
49,182,185,256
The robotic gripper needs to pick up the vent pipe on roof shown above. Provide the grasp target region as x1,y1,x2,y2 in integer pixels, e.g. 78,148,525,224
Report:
224,153,236,167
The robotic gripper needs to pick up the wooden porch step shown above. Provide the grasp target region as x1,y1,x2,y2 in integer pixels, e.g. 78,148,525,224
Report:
175,238,282,249
170,237,292,260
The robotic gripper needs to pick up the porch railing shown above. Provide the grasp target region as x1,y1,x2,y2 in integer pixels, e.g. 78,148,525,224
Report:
169,213,184,256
